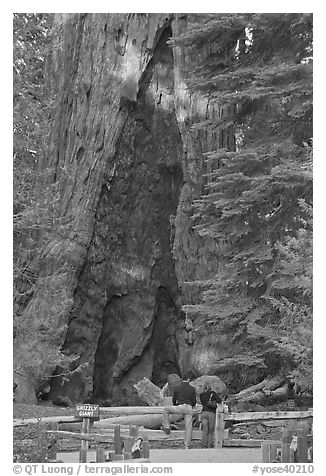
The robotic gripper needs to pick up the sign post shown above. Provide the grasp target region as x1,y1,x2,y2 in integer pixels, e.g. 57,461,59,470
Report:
75,404,100,463
214,403,225,448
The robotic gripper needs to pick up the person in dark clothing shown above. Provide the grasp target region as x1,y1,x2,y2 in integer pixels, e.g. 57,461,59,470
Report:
200,383,222,448
172,380,197,407
161,374,197,449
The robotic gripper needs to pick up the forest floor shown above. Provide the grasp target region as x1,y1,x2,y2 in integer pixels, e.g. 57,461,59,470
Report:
13,403,75,463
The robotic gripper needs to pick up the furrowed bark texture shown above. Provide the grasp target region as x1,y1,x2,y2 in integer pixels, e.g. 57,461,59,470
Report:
14,13,230,404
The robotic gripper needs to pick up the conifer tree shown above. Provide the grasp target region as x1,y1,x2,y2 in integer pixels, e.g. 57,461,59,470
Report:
173,14,313,390
14,15,77,395
13,13,53,315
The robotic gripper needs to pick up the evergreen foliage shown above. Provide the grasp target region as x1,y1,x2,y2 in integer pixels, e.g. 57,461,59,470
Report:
13,13,53,316
13,14,77,384
174,14,313,390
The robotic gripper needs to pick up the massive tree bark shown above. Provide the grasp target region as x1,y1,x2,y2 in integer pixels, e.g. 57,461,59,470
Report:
13,13,265,404
15,13,181,403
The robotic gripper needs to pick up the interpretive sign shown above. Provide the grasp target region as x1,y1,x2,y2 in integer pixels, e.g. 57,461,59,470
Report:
75,403,100,418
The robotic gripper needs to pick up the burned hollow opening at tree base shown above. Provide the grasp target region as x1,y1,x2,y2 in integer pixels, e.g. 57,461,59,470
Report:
49,23,186,405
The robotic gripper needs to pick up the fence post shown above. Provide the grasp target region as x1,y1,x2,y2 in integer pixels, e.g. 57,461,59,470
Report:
262,442,271,462
214,403,225,448
79,448,87,463
114,425,123,454
108,450,116,461
297,429,308,462
79,417,90,463
270,443,278,462
124,438,133,460
282,428,293,463
142,436,150,458
96,447,106,463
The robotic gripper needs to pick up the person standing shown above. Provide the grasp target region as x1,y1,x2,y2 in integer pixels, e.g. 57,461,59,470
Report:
199,383,222,448
161,373,197,449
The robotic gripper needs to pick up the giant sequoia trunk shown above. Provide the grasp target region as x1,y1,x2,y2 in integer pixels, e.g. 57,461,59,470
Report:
13,13,238,404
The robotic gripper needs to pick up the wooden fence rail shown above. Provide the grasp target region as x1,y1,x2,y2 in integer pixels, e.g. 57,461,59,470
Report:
14,407,312,427
225,410,313,422
48,428,208,442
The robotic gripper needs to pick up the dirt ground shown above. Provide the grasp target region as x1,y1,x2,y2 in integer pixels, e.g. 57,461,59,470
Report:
141,447,262,463
56,448,262,464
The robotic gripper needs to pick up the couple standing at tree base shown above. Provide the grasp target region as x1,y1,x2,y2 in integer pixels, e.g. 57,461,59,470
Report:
161,375,221,449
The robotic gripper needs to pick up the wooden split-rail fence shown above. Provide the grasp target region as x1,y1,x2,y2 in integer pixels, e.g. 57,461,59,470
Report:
14,403,313,463
214,404,313,462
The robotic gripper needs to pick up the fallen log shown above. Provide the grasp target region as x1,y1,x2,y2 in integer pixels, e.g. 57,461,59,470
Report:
133,378,162,406
268,385,291,401
133,376,180,405
95,414,183,430
228,376,301,405
228,377,285,402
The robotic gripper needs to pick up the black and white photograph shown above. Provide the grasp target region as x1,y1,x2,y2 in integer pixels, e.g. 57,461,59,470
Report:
12,8,314,469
